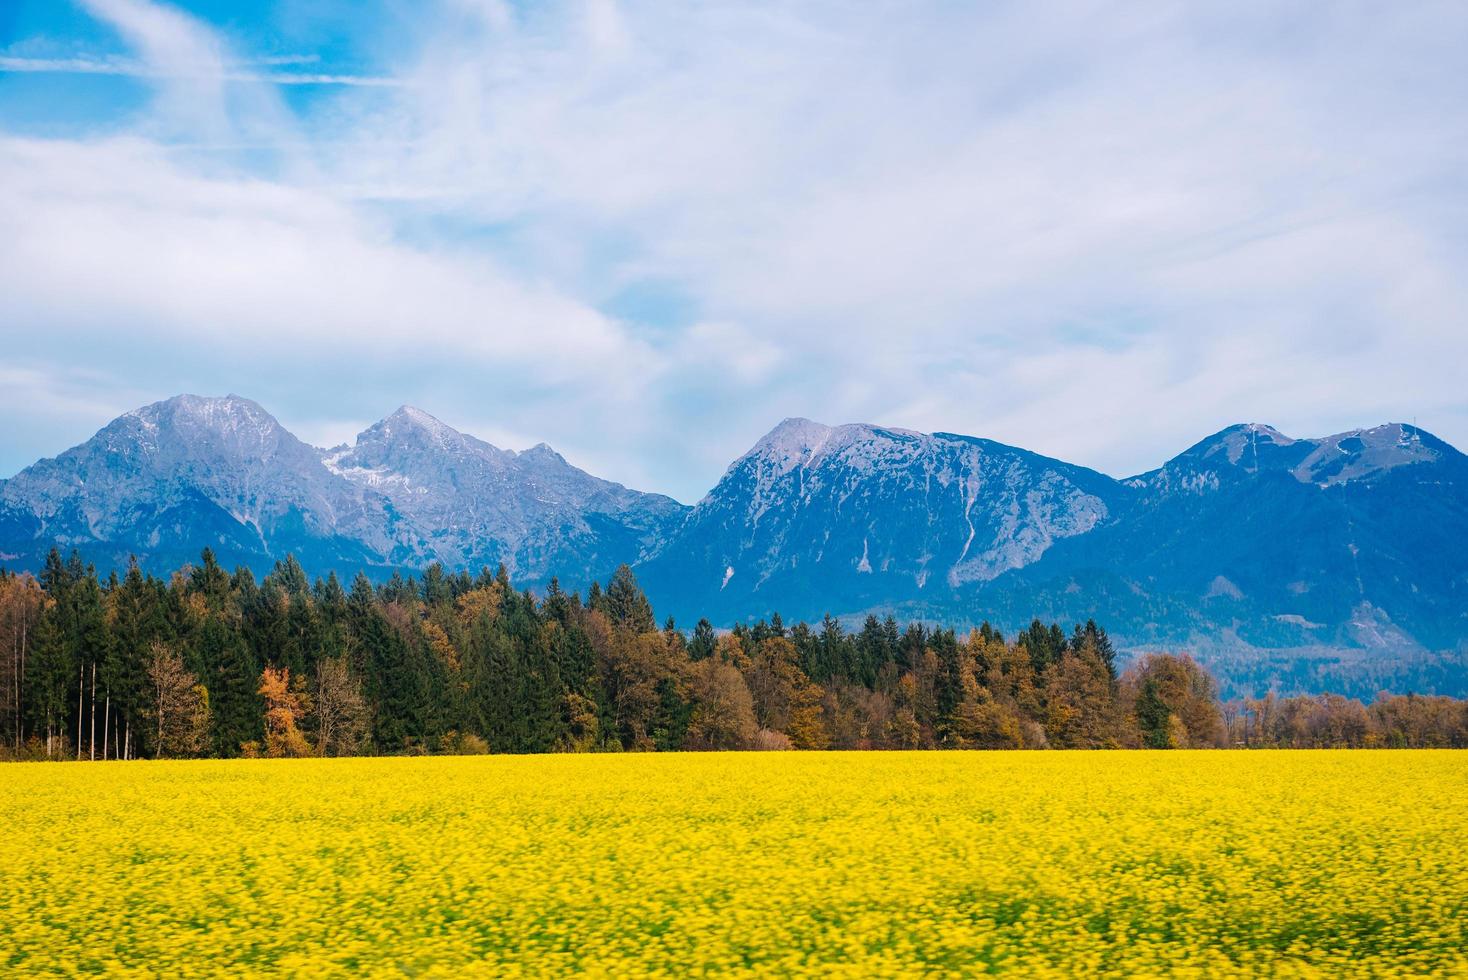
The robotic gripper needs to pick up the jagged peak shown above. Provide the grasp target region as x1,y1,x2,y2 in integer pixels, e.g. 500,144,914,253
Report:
1191,422,1294,462
388,404,454,432
518,442,565,463
1235,422,1292,440
1146,420,1453,488
352,404,493,455
748,417,936,457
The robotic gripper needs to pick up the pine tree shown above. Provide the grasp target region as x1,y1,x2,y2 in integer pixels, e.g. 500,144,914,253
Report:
355,598,423,751
189,548,232,611
603,565,655,633
25,604,71,756
201,617,260,757
541,577,573,626
688,619,717,662
856,615,886,687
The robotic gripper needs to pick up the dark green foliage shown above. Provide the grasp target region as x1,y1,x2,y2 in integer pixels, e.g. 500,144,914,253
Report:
24,603,72,745
1071,619,1116,680
1019,619,1066,672
603,565,656,633
200,617,260,757
688,619,716,661
15,547,1445,760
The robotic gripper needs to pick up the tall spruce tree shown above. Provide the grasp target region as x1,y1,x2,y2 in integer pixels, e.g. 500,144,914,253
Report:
603,565,656,633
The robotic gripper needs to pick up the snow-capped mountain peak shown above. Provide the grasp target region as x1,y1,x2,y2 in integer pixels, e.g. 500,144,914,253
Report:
748,417,835,465
117,393,294,452
641,418,1124,617
0,397,687,588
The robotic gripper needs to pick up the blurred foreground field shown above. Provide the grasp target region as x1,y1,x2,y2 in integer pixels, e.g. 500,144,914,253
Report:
2,751,1465,977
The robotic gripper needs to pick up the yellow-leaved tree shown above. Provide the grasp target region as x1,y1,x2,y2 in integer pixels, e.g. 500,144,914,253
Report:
258,666,311,758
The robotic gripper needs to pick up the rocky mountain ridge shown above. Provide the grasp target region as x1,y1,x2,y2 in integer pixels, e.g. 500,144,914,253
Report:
0,395,684,588
2,395,1464,694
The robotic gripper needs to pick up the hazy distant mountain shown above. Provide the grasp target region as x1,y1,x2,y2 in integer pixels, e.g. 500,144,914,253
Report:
2,396,1465,695
1017,420,1468,693
0,395,685,589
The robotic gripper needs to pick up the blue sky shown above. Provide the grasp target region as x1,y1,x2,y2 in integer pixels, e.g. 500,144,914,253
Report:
2,0,1466,503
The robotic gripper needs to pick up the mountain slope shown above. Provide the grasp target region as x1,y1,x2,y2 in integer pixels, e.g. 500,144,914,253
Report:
0,394,382,572
2,398,1465,694
637,418,1129,624
323,405,686,582
1038,422,1468,652
637,418,1468,695
0,396,686,588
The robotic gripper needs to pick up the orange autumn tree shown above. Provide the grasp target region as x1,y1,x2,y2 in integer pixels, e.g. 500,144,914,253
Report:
258,667,311,758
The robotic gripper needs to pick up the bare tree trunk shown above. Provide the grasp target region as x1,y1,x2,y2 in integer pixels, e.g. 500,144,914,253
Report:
103,692,111,761
89,661,96,762
125,719,131,761
77,661,84,761
17,614,24,753
155,671,164,759
11,618,18,753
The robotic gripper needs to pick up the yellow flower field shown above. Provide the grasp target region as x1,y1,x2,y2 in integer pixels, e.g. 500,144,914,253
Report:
1,751,1465,977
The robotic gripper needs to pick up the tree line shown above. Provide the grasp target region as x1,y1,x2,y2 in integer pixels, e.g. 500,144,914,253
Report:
0,549,1464,760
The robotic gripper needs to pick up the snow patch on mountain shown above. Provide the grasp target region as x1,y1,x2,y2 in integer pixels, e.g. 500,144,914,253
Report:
1293,424,1439,486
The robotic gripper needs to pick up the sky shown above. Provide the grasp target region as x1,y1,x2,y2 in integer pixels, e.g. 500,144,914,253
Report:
1,0,1466,503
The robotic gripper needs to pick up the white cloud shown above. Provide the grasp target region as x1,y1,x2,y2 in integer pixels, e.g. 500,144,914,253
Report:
2,0,1466,500
0,135,660,408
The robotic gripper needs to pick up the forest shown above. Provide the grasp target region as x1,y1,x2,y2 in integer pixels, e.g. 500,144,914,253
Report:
1,549,1465,760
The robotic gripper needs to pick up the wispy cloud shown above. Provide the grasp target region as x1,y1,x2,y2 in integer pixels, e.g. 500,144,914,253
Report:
1,0,1466,500
0,54,403,86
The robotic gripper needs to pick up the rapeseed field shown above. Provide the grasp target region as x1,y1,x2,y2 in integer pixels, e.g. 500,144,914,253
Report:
1,751,1464,977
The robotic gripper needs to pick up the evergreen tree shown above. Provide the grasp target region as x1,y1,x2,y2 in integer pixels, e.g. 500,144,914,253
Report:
603,565,655,633
542,577,573,626
200,616,260,757
105,560,164,758
1020,619,1065,672
189,549,232,611
931,629,964,731
688,619,717,662
856,615,887,687
25,604,72,755
422,563,453,607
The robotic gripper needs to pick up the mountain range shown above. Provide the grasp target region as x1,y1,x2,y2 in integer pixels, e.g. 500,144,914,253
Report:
3,394,1465,696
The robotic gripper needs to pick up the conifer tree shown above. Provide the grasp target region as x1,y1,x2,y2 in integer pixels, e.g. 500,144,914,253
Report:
201,617,260,757
603,565,655,633
25,603,71,756
688,619,717,662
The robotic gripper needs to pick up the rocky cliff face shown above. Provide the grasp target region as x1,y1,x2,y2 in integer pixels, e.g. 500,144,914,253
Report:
0,394,384,573
636,418,1126,623
0,395,686,589
323,405,685,582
